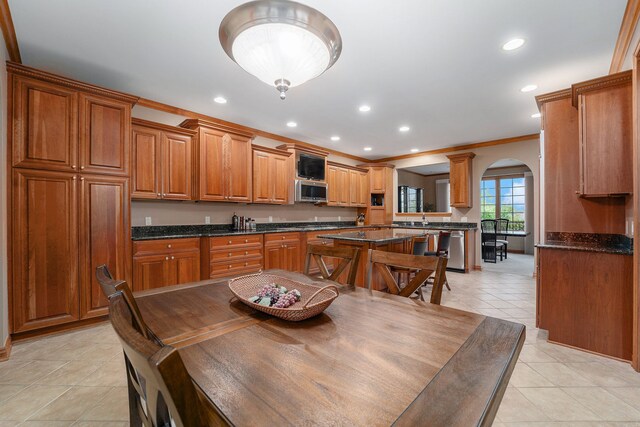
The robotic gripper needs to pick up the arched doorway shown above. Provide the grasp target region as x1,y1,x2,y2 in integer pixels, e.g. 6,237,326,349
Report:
479,159,535,276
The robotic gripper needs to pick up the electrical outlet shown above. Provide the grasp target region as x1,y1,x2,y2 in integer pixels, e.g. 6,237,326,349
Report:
338,216,341,221
268,216,273,223
145,217,152,226
205,216,210,224
314,216,318,222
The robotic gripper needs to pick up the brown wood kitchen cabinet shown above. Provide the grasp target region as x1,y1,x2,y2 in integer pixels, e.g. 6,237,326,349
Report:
252,145,291,204
8,63,136,336
572,71,632,197
133,238,200,290
131,119,196,200
327,165,339,205
447,152,475,208
180,119,254,202
327,162,368,207
264,233,302,272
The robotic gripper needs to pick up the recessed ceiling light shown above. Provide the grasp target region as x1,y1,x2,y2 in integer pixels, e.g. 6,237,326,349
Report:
330,136,340,141
531,112,541,118
286,121,297,128
363,147,372,151
520,84,538,93
213,96,227,104
502,38,525,51
359,105,371,112
410,148,419,153
399,126,410,132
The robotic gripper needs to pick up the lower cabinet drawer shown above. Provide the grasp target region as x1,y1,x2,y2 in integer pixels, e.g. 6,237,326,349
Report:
264,232,301,244
210,248,263,263
133,237,200,256
209,259,263,279
209,234,263,248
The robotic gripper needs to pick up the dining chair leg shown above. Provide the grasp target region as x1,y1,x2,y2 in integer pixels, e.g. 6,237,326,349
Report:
444,273,451,291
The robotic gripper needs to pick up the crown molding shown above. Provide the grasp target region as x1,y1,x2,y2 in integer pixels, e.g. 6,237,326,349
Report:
252,144,292,157
275,142,329,158
137,97,370,163
535,88,572,110
0,0,20,62
179,118,255,139
7,62,139,104
447,152,476,161
132,117,197,136
326,160,368,173
373,133,539,163
610,0,640,73
571,70,632,106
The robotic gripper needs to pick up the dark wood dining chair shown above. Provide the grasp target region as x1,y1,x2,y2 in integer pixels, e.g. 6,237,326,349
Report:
365,249,448,304
304,244,361,285
496,218,510,259
481,220,505,263
109,292,230,427
390,236,428,289
424,231,452,290
96,265,156,342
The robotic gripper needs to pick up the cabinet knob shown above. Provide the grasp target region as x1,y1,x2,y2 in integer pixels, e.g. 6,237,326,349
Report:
281,236,285,240
80,166,85,170
163,193,166,197
283,244,287,248
245,239,248,243
80,177,84,181
245,251,248,255
228,240,232,244
228,265,232,269
72,176,76,181
165,256,169,260
157,193,161,197
171,256,175,260
228,252,232,257
167,244,172,248
244,262,248,266
72,165,76,169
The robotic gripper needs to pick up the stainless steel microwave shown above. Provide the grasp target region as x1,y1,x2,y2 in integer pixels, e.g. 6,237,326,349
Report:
295,180,328,203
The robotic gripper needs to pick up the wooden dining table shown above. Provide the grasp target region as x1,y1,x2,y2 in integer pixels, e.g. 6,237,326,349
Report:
134,269,525,426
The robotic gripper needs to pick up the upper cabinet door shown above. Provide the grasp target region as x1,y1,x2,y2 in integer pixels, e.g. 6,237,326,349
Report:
370,167,386,193
162,131,192,200
12,76,78,172
579,85,632,196
12,169,79,333
131,125,161,199
327,166,339,206
79,175,130,319
358,172,369,206
79,94,131,176
338,168,349,205
227,134,252,202
198,128,226,201
252,151,271,203
349,170,359,206
271,154,289,204
447,153,475,208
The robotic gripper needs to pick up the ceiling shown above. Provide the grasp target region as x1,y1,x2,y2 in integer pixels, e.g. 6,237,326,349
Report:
403,158,525,175
9,0,626,159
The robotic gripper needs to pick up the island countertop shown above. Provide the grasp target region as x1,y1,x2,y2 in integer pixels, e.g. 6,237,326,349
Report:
318,229,431,243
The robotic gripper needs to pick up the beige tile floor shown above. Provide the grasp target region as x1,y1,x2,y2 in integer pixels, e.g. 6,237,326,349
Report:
0,253,638,426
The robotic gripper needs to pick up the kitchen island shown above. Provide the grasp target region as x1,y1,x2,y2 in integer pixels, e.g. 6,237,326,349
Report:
318,229,432,290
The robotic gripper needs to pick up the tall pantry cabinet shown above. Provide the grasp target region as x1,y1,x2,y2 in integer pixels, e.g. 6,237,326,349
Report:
8,63,136,334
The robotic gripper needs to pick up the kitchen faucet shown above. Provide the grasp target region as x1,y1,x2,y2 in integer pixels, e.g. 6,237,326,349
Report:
422,213,429,226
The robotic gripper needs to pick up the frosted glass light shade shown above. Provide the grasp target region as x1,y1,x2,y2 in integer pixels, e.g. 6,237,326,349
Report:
220,0,342,99
232,23,330,89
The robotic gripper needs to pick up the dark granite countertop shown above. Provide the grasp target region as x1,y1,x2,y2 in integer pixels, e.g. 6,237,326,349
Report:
317,229,431,244
132,221,365,241
391,221,477,231
535,232,633,255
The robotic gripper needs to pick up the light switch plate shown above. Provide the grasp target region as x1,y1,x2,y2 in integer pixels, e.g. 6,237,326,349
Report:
145,217,152,226
205,216,210,224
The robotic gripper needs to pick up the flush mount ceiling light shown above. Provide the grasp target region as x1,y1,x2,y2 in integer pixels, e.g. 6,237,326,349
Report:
399,126,410,132
330,136,340,141
286,121,298,127
213,96,228,104
219,0,342,100
363,147,372,151
531,112,541,118
502,38,525,51
520,84,538,93
359,105,371,112
410,148,419,153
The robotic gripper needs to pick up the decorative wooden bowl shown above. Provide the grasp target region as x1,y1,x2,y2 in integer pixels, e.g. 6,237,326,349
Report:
228,272,339,321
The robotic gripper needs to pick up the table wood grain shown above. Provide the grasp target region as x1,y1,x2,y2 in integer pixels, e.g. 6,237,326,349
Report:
135,270,525,426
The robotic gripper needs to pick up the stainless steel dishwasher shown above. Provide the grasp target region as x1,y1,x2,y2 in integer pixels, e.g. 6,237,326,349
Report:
447,231,465,272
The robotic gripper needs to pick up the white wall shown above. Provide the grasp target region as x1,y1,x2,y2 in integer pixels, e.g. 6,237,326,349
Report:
0,44,9,347
389,138,541,266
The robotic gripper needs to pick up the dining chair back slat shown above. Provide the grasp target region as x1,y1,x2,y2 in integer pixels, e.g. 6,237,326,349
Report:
304,245,361,285
365,250,448,304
